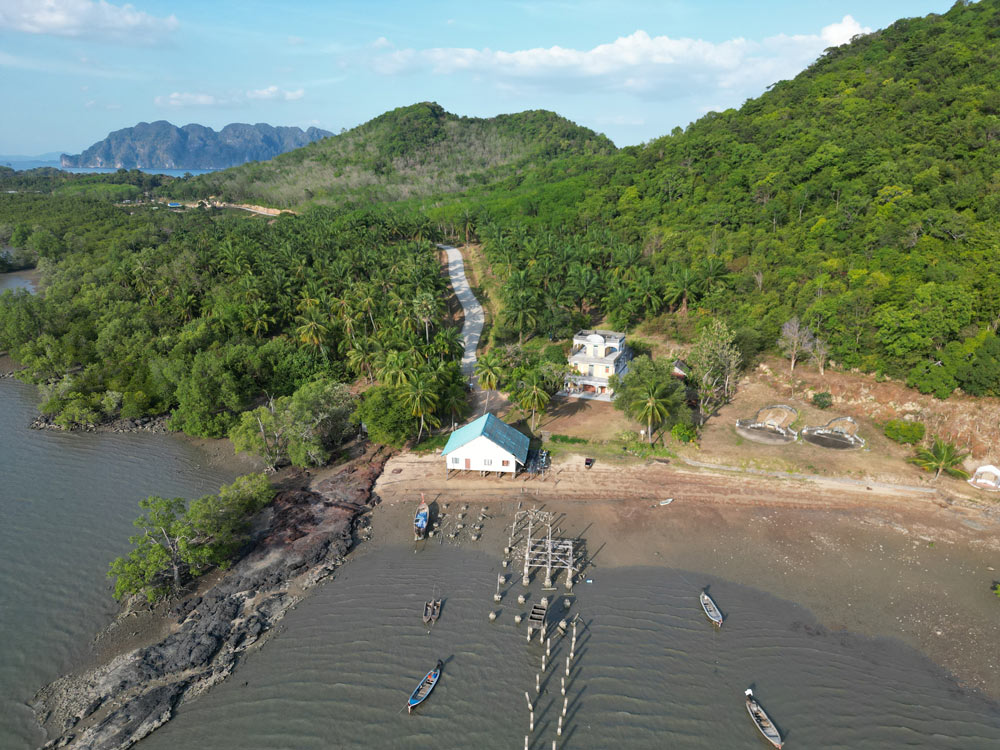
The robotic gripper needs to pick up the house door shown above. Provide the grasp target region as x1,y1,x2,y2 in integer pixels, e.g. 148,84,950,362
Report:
464,458,471,469
588,364,594,376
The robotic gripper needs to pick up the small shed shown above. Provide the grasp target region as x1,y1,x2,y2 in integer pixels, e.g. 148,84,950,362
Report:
968,464,1000,491
442,413,529,477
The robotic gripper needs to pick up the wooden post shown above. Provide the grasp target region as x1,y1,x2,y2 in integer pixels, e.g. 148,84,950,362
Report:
561,676,565,695
525,691,532,711
522,514,532,586
536,673,540,693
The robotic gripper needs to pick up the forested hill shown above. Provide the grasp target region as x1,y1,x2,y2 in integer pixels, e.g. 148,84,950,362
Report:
61,121,333,170
166,102,616,207
434,0,1000,397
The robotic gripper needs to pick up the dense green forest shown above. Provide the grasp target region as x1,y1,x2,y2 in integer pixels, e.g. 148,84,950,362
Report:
164,102,615,208
0,195,466,436
5,0,1000,438
435,0,1000,397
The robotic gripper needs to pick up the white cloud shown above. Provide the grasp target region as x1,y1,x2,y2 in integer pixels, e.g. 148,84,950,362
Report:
821,15,869,47
372,36,393,49
154,91,219,108
369,15,873,102
155,85,306,108
246,85,305,101
0,0,178,42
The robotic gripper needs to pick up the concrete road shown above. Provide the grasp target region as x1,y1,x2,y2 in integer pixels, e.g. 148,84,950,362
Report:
439,244,484,378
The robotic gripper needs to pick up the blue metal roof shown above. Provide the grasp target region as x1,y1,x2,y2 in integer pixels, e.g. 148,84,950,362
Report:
441,413,530,465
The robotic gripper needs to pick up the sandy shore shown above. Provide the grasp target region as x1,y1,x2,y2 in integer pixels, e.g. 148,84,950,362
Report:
373,451,1000,700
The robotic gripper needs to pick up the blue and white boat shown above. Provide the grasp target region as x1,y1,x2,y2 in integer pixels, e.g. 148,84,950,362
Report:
414,496,430,540
407,660,443,713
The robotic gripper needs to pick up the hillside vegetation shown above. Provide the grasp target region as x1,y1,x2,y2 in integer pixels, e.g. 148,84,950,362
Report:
428,0,1000,398
6,0,1000,424
167,102,615,207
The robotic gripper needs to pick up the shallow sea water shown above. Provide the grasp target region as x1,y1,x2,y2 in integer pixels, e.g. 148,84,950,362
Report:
141,541,1000,750
0,380,236,749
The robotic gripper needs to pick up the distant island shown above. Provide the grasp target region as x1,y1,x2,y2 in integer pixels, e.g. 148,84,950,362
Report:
60,121,333,170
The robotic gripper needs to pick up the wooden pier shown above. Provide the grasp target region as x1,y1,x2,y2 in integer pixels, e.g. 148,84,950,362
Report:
508,508,577,590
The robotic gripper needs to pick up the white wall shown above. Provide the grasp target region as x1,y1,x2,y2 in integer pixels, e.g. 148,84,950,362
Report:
444,434,518,474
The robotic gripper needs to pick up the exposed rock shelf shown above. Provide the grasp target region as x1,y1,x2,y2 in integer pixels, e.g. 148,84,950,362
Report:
32,446,390,750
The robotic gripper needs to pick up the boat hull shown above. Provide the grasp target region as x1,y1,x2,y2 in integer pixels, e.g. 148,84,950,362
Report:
414,502,430,540
745,691,783,748
700,591,723,626
408,661,443,713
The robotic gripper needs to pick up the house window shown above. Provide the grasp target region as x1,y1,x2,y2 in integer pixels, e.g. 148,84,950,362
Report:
451,457,459,465
484,459,493,466
502,460,510,467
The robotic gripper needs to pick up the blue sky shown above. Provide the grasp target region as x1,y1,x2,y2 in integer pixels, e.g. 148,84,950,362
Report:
0,0,952,154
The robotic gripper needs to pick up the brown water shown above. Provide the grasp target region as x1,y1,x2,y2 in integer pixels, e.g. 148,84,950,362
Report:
139,541,1000,749
0,380,237,749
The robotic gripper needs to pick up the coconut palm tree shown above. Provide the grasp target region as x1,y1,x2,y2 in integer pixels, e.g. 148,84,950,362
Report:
474,351,503,413
627,382,685,444
908,438,970,480
439,383,469,430
518,371,551,432
402,373,440,442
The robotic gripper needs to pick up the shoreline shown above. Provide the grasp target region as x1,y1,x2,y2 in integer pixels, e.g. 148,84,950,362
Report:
373,451,1000,701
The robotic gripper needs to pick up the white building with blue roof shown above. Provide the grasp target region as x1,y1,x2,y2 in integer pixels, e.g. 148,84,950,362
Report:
442,413,530,477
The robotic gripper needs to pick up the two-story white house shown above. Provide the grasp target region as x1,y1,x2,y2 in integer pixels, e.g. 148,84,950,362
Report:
564,329,630,400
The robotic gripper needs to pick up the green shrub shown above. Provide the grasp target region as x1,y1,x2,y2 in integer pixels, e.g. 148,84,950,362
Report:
812,391,833,409
670,422,698,443
551,433,588,445
884,419,925,445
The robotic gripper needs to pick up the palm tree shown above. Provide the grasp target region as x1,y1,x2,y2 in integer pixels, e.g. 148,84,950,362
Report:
474,351,503,413
627,382,684,444
431,327,464,363
518,371,550,432
402,373,440,442
908,438,970,480
663,266,703,314
413,292,441,344
440,383,469,429
294,308,329,355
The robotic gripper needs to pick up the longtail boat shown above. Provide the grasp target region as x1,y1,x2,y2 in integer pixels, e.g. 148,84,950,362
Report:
422,599,441,624
700,590,723,627
745,689,783,748
414,497,430,541
407,660,443,714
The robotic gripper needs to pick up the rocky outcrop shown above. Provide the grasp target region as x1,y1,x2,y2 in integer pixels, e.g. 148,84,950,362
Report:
60,122,332,170
32,446,390,750
29,414,170,434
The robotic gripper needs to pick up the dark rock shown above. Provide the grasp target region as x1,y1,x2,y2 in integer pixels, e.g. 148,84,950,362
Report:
33,446,391,750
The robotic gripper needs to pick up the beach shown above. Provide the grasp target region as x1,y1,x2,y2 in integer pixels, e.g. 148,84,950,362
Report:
373,451,1000,701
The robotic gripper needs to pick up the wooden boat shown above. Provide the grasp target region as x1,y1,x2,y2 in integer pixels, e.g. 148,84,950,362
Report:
407,660,443,713
700,590,723,627
414,499,430,540
422,599,441,624
745,689,783,748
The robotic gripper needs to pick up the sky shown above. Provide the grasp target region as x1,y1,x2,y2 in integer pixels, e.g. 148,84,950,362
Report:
0,0,955,155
